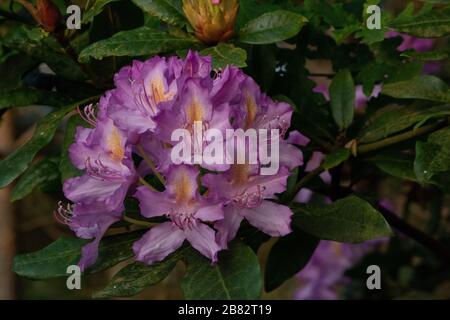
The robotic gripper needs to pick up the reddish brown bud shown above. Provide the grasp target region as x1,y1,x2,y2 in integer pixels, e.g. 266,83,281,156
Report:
35,0,61,32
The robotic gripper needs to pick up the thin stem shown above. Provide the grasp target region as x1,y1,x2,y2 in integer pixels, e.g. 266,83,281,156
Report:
122,215,156,228
378,205,450,266
286,166,325,203
136,144,166,185
139,176,157,192
357,120,448,154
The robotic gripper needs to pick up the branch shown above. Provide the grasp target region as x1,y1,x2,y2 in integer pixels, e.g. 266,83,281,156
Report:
378,204,450,266
357,120,448,154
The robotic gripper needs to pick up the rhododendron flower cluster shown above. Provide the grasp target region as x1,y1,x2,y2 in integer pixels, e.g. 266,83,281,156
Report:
61,51,303,270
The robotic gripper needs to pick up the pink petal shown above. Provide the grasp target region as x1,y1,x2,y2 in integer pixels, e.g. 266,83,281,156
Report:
215,205,244,249
133,222,185,265
185,221,221,262
134,186,171,218
243,201,292,237
195,202,224,222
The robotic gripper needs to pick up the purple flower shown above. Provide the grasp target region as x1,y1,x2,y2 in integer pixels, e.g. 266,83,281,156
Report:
385,31,441,75
133,165,223,264
63,117,137,270
204,165,293,248
295,239,386,300
107,56,182,140
60,51,306,269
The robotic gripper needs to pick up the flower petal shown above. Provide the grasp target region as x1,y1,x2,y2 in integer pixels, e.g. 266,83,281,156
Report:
243,200,292,237
185,221,221,262
133,222,185,265
134,186,171,218
214,205,244,249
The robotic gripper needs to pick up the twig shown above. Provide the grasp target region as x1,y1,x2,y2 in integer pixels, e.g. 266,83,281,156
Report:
378,205,450,266
357,120,448,154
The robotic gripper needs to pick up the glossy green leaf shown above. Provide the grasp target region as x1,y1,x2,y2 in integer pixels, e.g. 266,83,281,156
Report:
239,10,308,44
389,9,450,38
382,76,450,103
369,152,418,182
0,88,72,110
0,98,95,188
82,0,122,24
131,0,186,26
358,104,450,143
329,69,355,130
2,26,85,81
414,127,450,184
79,27,199,62
201,44,247,69
13,231,144,279
94,249,185,298
401,50,450,61
181,241,262,300
265,230,319,292
322,148,351,170
11,156,60,201
292,196,393,243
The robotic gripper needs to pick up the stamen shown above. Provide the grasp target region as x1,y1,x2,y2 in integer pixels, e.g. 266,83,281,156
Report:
168,208,195,230
77,104,97,127
234,185,265,209
54,201,73,225
85,155,124,181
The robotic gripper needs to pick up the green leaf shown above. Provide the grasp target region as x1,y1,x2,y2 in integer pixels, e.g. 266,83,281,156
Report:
2,26,85,81
0,98,95,188
369,152,418,182
13,237,86,279
200,44,247,69
181,241,262,300
292,195,393,243
389,8,450,38
239,10,308,44
401,50,450,61
322,148,351,170
265,230,319,292
358,104,450,144
11,156,60,201
329,69,355,130
0,88,72,111
94,248,185,298
82,0,122,24
414,127,450,184
382,76,450,103
59,115,85,181
131,0,186,27
78,27,199,62
0,53,36,91
236,0,280,29
13,231,143,280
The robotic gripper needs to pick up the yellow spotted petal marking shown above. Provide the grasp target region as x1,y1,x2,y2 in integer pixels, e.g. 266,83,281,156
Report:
149,77,175,112
174,168,194,205
231,164,250,185
186,96,204,124
108,126,125,161
244,91,257,129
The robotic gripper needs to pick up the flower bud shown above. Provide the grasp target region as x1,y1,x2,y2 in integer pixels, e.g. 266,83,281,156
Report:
35,0,61,32
183,0,239,44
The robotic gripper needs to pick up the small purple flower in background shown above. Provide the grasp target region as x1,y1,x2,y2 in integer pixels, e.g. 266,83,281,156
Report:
294,200,394,299
386,31,441,75
294,239,386,300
